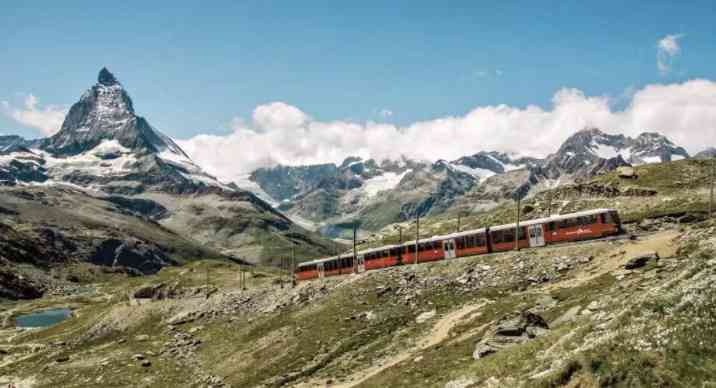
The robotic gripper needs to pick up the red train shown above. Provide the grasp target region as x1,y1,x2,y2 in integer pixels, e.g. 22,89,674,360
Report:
295,208,622,281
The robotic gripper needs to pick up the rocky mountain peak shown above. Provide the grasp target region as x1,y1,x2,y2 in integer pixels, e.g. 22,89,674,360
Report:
98,67,120,86
42,69,176,157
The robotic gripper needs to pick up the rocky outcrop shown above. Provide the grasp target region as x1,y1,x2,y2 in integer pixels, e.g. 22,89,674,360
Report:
473,311,549,359
90,238,177,275
0,267,44,299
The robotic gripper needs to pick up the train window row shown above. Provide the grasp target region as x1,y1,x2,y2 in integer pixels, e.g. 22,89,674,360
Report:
546,214,600,231
364,241,441,260
322,257,353,271
456,234,486,249
491,228,527,244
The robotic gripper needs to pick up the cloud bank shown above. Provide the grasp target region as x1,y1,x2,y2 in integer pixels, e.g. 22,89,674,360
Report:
178,79,716,184
1,94,67,136
657,33,684,75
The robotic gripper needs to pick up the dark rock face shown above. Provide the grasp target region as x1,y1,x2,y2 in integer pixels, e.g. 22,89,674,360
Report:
90,239,177,275
0,268,44,300
98,67,119,86
250,164,340,201
0,149,48,184
104,196,168,219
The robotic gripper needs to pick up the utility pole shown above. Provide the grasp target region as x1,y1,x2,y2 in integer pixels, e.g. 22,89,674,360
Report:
352,221,358,271
547,189,553,217
515,196,521,251
709,156,714,219
414,215,420,265
457,213,461,233
291,246,296,287
205,264,210,299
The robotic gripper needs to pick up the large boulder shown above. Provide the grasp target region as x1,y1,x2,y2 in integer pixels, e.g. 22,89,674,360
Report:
473,311,549,360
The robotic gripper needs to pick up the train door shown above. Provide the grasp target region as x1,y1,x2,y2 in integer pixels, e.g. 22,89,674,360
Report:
317,262,325,278
528,224,545,247
356,255,366,273
443,239,457,259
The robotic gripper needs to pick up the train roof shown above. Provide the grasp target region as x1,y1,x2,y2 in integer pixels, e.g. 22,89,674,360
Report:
399,228,488,247
489,208,617,231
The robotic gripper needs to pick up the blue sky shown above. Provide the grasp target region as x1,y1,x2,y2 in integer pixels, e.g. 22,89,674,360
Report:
2,0,714,140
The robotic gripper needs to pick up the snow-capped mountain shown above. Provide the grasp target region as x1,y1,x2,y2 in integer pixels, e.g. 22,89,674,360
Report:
242,128,691,234
1,68,229,193
0,68,335,264
542,128,689,178
448,151,540,183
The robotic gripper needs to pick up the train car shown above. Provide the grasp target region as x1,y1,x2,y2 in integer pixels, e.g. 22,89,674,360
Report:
294,208,622,281
542,208,622,244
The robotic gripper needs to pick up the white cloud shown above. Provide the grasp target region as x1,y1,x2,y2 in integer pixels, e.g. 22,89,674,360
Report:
657,34,685,75
177,79,716,185
1,94,67,136
251,101,309,132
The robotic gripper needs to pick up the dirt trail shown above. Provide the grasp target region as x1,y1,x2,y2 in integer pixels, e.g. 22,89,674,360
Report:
547,230,681,291
297,301,487,388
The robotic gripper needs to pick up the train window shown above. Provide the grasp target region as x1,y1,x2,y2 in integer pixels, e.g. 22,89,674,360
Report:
604,211,621,225
491,230,502,244
518,228,526,240
503,229,515,242
456,237,465,249
559,218,579,229
476,234,486,246
548,222,556,231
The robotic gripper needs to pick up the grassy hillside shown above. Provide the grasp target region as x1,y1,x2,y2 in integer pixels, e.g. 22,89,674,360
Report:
2,218,715,387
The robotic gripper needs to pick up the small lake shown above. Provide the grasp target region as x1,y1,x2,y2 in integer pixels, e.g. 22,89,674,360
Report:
15,308,72,328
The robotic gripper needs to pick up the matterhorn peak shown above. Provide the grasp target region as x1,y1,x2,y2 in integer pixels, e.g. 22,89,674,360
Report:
98,67,120,86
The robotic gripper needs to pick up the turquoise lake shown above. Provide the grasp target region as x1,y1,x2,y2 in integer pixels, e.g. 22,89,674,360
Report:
15,308,72,328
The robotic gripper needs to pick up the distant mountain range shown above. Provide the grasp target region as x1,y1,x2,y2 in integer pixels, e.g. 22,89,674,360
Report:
0,68,336,275
0,68,709,255
242,127,697,236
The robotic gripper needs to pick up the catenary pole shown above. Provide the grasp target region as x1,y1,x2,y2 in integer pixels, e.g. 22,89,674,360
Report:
414,215,420,265
515,196,521,251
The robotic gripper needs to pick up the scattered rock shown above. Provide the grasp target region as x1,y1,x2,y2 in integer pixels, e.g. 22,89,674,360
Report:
444,377,476,388
141,360,151,367
133,283,166,299
416,310,436,324
617,166,637,179
625,252,659,270
135,334,150,342
56,355,70,363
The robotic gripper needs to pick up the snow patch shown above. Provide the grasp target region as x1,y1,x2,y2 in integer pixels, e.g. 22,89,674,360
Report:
641,156,662,164
361,170,410,197
234,173,280,207
450,164,495,182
